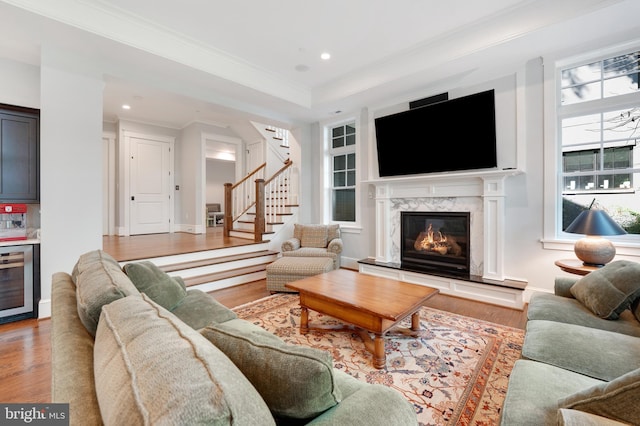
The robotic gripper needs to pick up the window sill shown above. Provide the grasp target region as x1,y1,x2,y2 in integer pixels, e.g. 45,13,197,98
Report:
542,238,640,257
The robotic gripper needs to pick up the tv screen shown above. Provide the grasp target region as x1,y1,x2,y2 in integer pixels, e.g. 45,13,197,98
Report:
374,89,497,177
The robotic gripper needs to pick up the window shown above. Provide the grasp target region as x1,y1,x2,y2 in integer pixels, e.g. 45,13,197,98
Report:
329,122,356,222
558,48,640,234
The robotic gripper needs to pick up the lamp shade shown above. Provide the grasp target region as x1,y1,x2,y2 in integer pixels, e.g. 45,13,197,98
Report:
565,209,626,266
565,210,626,236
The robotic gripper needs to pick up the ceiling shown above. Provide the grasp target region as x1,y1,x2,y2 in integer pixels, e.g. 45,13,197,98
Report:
0,0,637,129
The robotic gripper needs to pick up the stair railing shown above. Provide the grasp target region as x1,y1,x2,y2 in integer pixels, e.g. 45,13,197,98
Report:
224,163,265,236
224,160,293,242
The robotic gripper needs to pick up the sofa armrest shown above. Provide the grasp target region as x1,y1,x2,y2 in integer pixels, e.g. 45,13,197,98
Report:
327,238,343,255
555,276,580,298
282,238,300,252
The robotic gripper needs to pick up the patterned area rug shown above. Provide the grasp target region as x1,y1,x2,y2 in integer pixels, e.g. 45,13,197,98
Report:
233,294,524,426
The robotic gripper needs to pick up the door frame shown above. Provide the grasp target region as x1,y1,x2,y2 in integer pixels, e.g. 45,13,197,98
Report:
102,131,116,236
120,130,175,236
201,132,243,229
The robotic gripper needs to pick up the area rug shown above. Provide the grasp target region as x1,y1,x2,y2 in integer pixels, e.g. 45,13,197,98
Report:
233,294,524,426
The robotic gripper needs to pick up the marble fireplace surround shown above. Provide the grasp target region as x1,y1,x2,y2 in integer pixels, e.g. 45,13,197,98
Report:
361,169,527,309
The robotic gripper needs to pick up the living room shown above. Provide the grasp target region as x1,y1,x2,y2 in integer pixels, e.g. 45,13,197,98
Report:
0,0,638,318
1,0,640,424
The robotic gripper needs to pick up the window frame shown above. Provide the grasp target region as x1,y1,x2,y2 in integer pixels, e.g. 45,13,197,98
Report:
543,42,640,256
322,116,360,228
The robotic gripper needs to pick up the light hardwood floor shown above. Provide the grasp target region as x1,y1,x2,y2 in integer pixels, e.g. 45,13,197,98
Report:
0,230,528,404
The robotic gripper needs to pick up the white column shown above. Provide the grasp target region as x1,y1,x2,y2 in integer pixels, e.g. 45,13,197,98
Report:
374,184,391,262
482,176,506,280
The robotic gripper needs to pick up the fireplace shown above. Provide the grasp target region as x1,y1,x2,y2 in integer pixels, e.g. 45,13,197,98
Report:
400,211,470,277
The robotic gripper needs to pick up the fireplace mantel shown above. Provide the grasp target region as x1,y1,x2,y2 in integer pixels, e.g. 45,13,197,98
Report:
365,168,522,281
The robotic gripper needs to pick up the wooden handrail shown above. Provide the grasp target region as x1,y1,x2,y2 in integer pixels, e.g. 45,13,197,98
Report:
231,163,266,190
225,159,293,240
264,159,292,186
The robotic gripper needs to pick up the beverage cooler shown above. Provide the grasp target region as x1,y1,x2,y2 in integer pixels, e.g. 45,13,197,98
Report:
0,204,39,324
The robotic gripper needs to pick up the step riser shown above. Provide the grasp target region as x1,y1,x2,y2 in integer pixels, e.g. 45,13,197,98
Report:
167,255,277,279
187,271,267,293
119,243,270,267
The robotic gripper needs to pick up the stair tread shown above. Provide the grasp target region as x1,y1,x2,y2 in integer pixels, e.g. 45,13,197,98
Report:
182,263,269,287
159,250,278,273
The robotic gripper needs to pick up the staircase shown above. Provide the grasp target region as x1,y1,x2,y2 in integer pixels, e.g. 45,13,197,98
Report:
120,124,298,294
224,123,298,243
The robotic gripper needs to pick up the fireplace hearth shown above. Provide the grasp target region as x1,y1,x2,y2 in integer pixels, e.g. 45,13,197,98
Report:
401,211,470,277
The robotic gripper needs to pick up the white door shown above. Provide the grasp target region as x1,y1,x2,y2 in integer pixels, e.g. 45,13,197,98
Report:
246,140,264,174
130,136,171,235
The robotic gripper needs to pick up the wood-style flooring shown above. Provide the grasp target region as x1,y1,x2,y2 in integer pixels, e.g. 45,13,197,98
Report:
0,229,528,404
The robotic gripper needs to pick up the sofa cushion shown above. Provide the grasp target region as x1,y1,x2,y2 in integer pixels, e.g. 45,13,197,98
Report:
570,260,640,319
559,367,640,425
522,320,640,381
499,360,603,426
170,289,237,330
74,250,139,337
527,292,640,337
94,294,274,426
122,261,186,311
557,408,631,426
296,224,329,248
200,318,341,419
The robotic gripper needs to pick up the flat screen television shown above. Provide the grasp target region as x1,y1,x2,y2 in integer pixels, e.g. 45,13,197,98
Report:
374,89,497,177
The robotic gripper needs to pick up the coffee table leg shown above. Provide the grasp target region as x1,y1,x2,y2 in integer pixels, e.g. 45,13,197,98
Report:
373,334,386,369
300,307,309,334
411,311,421,331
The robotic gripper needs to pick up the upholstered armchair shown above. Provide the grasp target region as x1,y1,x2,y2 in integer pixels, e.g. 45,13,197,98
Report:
281,224,343,269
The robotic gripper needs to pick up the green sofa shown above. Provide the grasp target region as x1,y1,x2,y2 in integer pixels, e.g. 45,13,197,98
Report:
500,260,640,425
51,250,417,426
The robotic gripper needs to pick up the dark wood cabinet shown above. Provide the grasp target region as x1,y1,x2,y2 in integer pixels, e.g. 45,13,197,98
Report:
0,104,39,202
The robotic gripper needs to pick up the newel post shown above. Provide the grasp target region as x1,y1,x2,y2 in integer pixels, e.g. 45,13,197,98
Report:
223,182,232,237
254,179,266,242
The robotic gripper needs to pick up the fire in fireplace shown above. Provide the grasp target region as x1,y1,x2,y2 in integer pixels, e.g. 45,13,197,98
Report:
401,211,470,277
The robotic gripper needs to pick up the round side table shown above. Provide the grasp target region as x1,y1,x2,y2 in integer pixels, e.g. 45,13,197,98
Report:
554,259,601,276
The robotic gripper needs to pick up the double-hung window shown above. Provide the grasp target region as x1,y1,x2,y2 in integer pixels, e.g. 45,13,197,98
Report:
558,48,640,234
329,122,356,222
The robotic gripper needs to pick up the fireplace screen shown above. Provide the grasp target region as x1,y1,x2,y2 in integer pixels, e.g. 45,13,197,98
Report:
401,211,470,276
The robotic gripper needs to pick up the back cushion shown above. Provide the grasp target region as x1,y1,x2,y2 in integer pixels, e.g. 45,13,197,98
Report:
200,319,341,419
570,260,640,320
94,294,274,426
299,224,329,248
74,250,138,337
122,261,186,311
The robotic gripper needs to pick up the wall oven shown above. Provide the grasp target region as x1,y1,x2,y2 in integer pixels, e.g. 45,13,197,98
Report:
0,244,37,324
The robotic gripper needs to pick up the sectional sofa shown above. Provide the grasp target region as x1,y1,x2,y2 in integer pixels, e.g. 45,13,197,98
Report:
500,260,640,425
51,250,417,425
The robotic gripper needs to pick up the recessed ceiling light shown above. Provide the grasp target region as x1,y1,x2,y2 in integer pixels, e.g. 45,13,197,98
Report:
122,104,131,110
321,52,331,60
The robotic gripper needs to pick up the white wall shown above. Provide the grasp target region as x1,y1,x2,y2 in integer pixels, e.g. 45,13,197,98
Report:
206,158,234,206
39,61,104,317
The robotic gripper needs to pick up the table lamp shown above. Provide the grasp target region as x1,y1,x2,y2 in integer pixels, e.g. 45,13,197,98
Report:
565,205,626,266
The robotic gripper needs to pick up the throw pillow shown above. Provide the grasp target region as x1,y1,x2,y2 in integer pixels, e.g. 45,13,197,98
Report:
94,294,274,426
200,319,342,419
300,224,329,248
123,261,186,311
558,367,640,425
570,260,640,320
74,250,139,337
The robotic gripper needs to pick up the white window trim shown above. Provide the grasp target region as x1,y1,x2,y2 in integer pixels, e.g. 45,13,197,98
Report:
542,42,640,257
320,115,361,229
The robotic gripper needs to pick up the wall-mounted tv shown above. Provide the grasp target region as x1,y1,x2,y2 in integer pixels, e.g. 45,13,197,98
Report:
374,89,497,177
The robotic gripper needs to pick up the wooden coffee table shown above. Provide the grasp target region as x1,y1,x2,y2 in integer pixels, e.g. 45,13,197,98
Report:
285,269,439,369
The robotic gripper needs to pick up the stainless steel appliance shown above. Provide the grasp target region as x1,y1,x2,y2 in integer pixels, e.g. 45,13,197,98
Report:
0,244,35,323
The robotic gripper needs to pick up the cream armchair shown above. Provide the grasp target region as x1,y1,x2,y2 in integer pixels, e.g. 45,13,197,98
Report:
281,224,343,269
